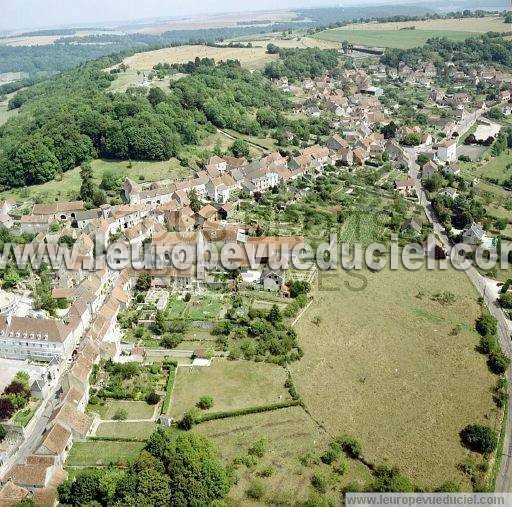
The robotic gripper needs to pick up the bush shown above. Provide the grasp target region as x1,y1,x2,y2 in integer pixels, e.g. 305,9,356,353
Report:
476,314,497,337
337,434,362,459
146,391,160,405
479,334,498,355
311,473,328,493
321,448,339,465
184,293,192,302
113,408,128,421
246,481,264,500
0,425,6,441
178,408,199,430
197,395,214,410
460,424,498,453
257,465,274,477
488,351,510,374
248,438,266,458
500,293,512,309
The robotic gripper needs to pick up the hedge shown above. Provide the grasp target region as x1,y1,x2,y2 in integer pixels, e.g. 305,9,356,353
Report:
500,279,512,294
194,398,302,424
88,436,148,443
161,367,176,415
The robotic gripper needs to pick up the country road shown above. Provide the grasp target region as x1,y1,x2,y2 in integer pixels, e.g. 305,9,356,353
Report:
405,145,512,492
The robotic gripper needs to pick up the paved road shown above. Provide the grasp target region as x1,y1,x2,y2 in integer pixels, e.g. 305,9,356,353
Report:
405,147,512,492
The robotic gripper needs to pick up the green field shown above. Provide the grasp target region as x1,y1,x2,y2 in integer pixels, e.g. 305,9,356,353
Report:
290,265,499,490
66,441,145,467
0,158,191,203
313,28,475,49
168,359,290,418
88,400,156,420
95,421,157,439
339,212,385,246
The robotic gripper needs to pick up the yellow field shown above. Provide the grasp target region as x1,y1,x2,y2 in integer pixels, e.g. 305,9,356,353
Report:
122,44,279,72
291,265,499,490
338,16,508,33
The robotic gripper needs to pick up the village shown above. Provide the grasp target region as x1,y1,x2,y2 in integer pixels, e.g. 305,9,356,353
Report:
0,32,511,504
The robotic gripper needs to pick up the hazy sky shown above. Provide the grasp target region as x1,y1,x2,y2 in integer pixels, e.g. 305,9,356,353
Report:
1,0,356,31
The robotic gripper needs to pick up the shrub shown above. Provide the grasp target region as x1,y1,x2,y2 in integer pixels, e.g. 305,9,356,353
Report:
333,460,347,476
311,472,328,493
479,334,498,355
0,425,6,441
184,293,192,302
494,377,509,408
499,293,512,309
435,480,460,492
246,481,264,500
476,314,497,337
248,438,266,458
197,396,214,410
488,351,510,374
321,448,338,465
178,409,199,430
161,334,182,349
257,465,274,477
113,408,128,421
460,424,498,454
146,391,160,405
336,434,362,459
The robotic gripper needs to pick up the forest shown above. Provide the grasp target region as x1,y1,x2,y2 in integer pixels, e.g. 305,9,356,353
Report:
0,55,295,188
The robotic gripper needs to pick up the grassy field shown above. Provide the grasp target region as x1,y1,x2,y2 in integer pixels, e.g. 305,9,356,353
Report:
313,16,507,49
0,158,192,203
470,150,512,184
168,359,290,418
339,212,386,246
313,28,475,49
183,295,225,321
122,45,278,72
95,421,157,439
290,265,499,490
66,441,145,467
194,405,372,504
88,400,156,420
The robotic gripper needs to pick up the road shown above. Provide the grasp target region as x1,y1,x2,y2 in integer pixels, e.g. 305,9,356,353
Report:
404,146,512,492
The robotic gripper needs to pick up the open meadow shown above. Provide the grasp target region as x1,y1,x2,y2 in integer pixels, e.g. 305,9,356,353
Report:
122,44,279,73
290,265,499,490
168,359,290,419
66,441,146,467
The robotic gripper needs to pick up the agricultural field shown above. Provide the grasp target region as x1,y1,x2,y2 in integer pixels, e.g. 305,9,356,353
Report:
0,158,192,203
313,16,507,49
122,44,279,73
87,400,156,420
95,421,157,439
290,265,499,490
194,405,372,504
168,359,290,419
66,441,146,467
338,212,386,246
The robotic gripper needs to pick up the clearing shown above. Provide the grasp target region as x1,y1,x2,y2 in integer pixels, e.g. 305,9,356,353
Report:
122,44,279,72
168,359,290,419
290,265,498,489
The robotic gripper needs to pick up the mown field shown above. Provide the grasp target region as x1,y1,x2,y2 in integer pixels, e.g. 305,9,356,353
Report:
88,400,156,420
66,441,146,467
168,359,290,419
95,421,157,439
290,265,499,490
122,44,279,72
313,16,508,49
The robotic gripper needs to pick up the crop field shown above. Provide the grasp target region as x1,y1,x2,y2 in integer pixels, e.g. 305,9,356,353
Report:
95,421,157,439
313,16,507,49
338,212,386,246
122,45,279,72
0,158,192,203
194,405,372,504
88,400,156,420
66,441,145,467
290,265,499,490
168,359,290,418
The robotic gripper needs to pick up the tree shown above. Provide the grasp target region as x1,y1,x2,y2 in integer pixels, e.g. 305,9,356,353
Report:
476,314,497,336
499,293,512,309
0,425,6,441
136,468,171,506
146,391,160,405
267,304,282,324
188,188,202,213
178,408,199,430
370,466,414,492
79,162,95,203
135,272,151,292
289,280,311,298
231,139,250,158
460,424,498,453
148,87,167,107
402,133,421,146
489,351,510,374
0,397,15,420
197,395,214,410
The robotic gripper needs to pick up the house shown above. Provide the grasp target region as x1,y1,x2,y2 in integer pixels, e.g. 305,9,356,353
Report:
0,214,13,229
36,422,73,465
438,187,458,199
401,217,422,236
462,222,485,245
436,139,457,163
422,235,446,260
0,481,29,506
394,179,416,196
325,134,348,152
19,215,50,234
47,402,93,438
262,267,285,292
442,164,460,177
32,201,84,222
422,160,438,180
304,106,321,118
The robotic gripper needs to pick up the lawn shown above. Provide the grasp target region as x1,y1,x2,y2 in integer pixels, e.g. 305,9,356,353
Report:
168,359,290,419
194,405,372,504
95,421,157,439
313,28,475,49
183,295,225,321
0,158,192,203
66,441,145,467
88,400,156,420
472,150,512,185
290,265,499,490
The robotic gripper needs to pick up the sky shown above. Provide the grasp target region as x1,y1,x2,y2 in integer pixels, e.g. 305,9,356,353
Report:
0,0,403,31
